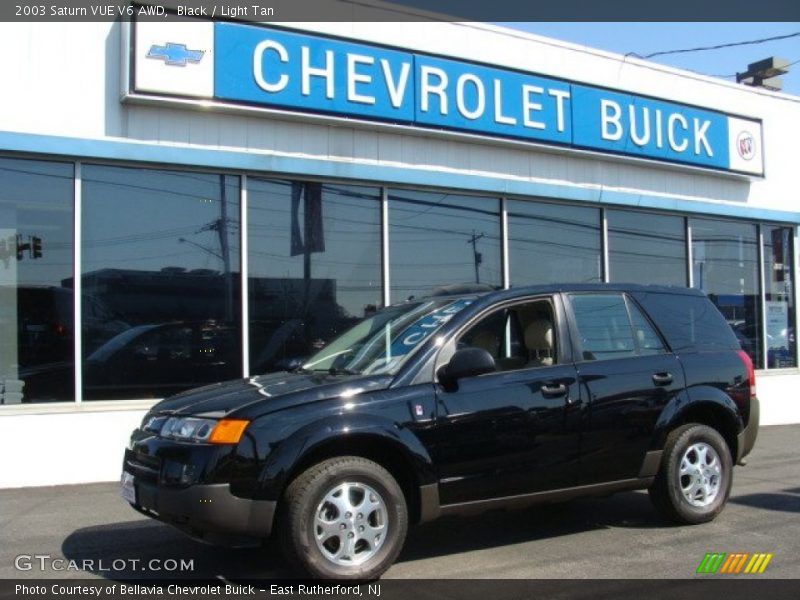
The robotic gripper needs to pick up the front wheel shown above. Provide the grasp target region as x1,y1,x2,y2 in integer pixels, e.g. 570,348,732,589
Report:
649,424,733,524
279,456,408,580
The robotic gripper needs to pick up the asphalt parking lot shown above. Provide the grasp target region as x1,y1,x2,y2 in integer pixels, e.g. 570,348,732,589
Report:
1,425,797,581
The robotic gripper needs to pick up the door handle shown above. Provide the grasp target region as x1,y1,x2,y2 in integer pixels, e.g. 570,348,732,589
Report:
652,372,673,386
541,383,567,397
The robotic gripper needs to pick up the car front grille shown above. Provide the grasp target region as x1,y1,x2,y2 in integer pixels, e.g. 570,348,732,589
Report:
124,449,161,484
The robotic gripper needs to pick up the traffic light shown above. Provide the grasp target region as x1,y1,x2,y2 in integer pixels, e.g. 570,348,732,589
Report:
32,236,42,259
16,234,28,261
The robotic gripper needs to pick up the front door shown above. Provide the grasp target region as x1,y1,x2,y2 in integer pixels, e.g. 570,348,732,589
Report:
432,296,583,505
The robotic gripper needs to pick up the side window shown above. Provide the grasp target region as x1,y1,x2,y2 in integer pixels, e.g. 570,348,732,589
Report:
458,299,557,371
626,297,667,355
569,293,636,361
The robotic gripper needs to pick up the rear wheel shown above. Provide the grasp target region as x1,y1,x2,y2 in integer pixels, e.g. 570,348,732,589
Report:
279,456,408,580
649,424,733,524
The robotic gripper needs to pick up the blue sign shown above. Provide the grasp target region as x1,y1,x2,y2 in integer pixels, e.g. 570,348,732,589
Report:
215,23,415,122
135,20,764,175
571,86,729,170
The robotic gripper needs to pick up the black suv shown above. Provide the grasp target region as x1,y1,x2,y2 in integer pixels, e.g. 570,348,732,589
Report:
122,284,759,579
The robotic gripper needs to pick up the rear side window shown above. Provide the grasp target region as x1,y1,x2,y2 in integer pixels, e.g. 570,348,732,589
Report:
631,291,739,352
568,293,666,361
627,298,666,356
569,294,637,361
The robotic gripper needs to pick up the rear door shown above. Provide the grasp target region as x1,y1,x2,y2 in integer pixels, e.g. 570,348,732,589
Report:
564,292,685,485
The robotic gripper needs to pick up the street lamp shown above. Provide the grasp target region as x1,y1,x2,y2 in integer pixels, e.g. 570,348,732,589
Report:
736,57,790,91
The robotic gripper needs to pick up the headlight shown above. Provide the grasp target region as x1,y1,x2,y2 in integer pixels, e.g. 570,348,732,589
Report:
161,417,217,442
148,416,250,444
142,414,167,433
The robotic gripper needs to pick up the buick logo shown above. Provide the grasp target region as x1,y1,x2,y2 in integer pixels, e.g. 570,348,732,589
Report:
736,131,756,161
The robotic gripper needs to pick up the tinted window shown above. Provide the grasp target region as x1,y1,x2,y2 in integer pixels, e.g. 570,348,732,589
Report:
608,210,686,285
569,294,636,361
389,190,501,301
691,218,761,366
763,226,796,368
0,158,74,404
508,200,601,285
626,297,666,355
631,291,738,352
82,165,242,400
248,180,382,374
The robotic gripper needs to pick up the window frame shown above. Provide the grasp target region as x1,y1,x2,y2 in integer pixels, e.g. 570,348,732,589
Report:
433,293,571,381
564,291,669,364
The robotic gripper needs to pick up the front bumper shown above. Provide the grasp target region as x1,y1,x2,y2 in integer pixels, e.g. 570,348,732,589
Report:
122,439,275,545
128,477,276,546
737,395,760,464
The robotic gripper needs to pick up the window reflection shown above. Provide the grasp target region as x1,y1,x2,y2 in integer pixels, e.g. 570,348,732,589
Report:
389,190,501,300
691,218,761,367
764,226,796,368
0,158,74,403
508,200,601,285
81,165,241,399
247,180,382,374
608,210,686,285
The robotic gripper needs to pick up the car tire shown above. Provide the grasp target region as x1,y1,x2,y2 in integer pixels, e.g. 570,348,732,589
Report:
649,423,733,524
279,456,408,580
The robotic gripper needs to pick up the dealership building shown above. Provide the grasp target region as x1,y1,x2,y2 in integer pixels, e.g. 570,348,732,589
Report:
1,12,799,487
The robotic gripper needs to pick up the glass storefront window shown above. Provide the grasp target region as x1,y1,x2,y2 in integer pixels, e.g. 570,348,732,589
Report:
507,200,601,285
763,226,796,368
81,165,241,399
691,218,761,367
608,210,686,285
389,190,501,300
247,180,382,373
4,152,798,407
0,158,74,404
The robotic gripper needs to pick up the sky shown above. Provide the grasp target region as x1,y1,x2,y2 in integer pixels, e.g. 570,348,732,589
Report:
497,23,800,97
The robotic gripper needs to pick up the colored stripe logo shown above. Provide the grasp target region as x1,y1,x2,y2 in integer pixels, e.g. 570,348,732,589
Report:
697,553,773,574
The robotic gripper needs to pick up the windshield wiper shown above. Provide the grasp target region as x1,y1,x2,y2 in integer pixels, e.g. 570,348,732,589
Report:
327,367,359,376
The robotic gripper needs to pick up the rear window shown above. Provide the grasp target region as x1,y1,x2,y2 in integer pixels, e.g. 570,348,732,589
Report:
631,291,739,352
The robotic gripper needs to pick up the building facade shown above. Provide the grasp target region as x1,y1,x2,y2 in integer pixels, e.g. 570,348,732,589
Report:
1,16,799,487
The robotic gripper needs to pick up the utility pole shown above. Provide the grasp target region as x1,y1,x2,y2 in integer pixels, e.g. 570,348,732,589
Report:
467,230,484,284
218,175,234,323
189,177,234,323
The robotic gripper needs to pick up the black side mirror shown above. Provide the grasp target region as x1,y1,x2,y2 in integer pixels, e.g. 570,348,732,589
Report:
438,347,496,391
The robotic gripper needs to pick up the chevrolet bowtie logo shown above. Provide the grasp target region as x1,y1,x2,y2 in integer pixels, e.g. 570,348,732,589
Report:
146,43,204,66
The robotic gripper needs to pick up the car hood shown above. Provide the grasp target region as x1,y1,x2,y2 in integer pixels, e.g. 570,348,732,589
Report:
150,371,394,418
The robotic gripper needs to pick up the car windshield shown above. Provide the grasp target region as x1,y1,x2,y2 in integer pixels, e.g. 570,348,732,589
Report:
87,324,159,362
302,297,474,376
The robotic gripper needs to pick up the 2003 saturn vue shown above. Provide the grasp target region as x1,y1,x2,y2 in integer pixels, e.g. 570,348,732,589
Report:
122,284,759,579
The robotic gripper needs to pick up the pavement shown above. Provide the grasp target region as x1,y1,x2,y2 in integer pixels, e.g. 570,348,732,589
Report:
0,425,797,580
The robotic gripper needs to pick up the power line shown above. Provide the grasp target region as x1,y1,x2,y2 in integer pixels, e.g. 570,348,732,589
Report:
629,31,800,60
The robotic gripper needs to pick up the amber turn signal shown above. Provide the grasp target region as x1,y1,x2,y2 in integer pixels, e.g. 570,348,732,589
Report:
208,419,250,444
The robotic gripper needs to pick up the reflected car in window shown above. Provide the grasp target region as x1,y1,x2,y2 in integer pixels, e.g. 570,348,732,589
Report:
83,321,240,400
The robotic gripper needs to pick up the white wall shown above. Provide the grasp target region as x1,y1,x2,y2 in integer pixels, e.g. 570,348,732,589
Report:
0,408,148,488
757,373,800,426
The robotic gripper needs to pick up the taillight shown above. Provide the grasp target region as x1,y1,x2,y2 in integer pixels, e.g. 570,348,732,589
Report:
737,349,756,400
